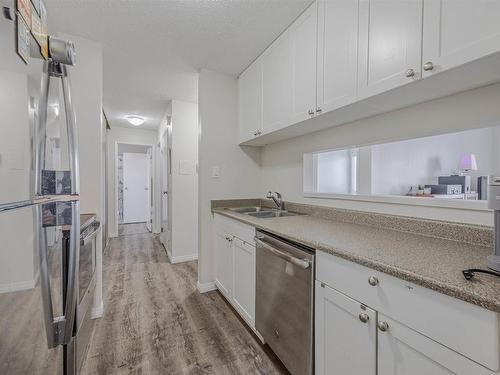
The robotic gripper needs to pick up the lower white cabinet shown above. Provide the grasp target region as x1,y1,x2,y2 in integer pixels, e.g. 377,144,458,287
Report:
378,314,495,375
315,281,376,375
214,232,233,298
232,238,255,324
316,251,499,375
213,214,256,329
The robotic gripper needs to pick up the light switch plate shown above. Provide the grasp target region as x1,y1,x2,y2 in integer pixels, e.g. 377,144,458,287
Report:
211,166,221,179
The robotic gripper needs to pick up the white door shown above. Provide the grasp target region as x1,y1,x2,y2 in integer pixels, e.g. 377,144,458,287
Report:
232,238,255,326
214,233,233,299
160,129,172,248
358,0,423,99
422,0,500,78
317,0,359,113
145,148,152,232
238,59,263,143
262,31,293,133
122,152,148,223
377,314,494,375
290,1,317,123
315,281,377,375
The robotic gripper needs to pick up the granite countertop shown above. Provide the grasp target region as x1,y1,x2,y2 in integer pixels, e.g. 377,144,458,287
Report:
213,205,500,313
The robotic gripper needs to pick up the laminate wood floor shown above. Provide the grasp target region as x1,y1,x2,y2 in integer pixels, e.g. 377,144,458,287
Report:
118,223,150,236
81,230,289,375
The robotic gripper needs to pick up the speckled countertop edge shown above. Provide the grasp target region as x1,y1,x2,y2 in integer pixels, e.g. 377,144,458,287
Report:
212,205,500,313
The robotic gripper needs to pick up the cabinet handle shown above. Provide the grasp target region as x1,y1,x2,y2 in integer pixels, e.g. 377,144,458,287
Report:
315,107,322,114
423,61,434,71
368,276,379,286
253,130,258,136
405,68,416,78
308,109,314,116
358,313,370,323
377,321,389,332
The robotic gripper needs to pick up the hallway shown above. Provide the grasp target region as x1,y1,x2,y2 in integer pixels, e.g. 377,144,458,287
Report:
81,229,288,375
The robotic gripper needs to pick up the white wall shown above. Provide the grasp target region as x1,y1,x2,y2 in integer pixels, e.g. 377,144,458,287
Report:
371,127,498,196
60,33,105,316
169,100,199,262
261,83,500,226
107,126,157,237
198,69,261,287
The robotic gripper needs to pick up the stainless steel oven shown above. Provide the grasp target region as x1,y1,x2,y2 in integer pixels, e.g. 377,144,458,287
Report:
255,230,315,375
64,217,99,374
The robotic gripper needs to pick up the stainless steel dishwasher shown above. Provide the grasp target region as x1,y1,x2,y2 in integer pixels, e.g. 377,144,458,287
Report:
255,230,315,375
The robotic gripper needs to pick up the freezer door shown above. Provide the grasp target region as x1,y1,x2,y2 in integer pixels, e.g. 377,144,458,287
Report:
0,14,79,206
0,200,79,375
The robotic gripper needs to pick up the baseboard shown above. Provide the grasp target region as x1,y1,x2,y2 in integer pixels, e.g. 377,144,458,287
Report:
0,272,39,294
170,253,198,264
197,280,217,293
91,301,104,319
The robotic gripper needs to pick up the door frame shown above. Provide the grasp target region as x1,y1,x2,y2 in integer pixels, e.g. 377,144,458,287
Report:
114,141,154,235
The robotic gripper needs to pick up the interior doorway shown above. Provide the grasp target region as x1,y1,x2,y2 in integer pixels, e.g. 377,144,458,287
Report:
116,143,153,235
159,118,172,252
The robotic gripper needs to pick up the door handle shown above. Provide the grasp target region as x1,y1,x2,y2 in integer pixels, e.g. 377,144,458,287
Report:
36,200,79,348
254,237,311,269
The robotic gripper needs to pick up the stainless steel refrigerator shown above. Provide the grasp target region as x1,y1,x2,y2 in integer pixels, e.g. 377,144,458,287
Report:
0,8,81,375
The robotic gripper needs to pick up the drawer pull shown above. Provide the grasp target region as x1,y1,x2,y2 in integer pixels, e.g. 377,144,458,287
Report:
359,313,369,323
368,276,379,286
377,321,389,332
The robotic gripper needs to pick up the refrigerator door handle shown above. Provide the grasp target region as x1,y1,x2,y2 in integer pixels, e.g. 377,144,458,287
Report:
60,64,80,196
37,201,80,347
35,61,50,196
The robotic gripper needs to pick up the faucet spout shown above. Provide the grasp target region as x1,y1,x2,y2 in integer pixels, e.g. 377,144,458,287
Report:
267,191,284,210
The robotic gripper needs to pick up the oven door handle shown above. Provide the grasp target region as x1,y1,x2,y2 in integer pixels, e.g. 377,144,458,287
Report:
254,237,311,269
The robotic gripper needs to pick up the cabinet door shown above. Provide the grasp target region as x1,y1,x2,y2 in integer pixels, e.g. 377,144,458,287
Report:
377,314,495,375
214,233,233,299
262,31,293,133
317,0,359,114
358,0,423,99
315,281,376,375
238,59,263,143
422,0,500,78
290,1,317,123
232,238,255,326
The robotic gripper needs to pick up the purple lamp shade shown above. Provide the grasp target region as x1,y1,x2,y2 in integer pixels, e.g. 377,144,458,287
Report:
459,154,478,172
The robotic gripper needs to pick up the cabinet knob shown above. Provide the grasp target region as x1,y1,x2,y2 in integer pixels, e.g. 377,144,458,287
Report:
368,276,379,286
423,61,434,71
377,321,389,332
308,109,314,116
358,313,370,323
405,68,416,78
315,107,322,114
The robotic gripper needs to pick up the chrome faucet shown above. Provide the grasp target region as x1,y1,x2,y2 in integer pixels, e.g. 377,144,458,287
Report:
267,191,284,210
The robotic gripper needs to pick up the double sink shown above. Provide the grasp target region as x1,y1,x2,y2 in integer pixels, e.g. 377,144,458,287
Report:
227,206,305,219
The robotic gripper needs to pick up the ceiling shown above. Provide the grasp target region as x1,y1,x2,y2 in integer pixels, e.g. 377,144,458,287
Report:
44,0,313,130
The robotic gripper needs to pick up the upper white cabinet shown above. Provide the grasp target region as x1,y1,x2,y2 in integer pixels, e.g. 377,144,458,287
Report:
290,1,318,122
357,0,423,98
237,0,500,146
262,31,293,133
238,58,263,143
317,0,359,113
262,1,317,133
422,0,500,78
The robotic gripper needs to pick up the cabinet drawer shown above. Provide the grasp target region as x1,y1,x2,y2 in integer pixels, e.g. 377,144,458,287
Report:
214,213,255,245
316,251,500,371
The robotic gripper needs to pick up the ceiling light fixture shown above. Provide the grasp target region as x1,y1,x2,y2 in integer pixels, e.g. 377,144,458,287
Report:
126,115,145,126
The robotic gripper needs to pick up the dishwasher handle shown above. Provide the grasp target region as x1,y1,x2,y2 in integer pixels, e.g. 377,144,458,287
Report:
255,237,311,269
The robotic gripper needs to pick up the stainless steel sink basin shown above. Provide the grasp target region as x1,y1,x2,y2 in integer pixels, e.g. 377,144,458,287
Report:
246,210,305,218
227,206,275,214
